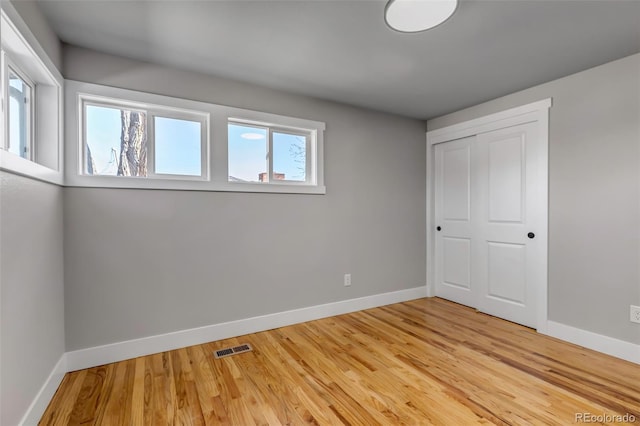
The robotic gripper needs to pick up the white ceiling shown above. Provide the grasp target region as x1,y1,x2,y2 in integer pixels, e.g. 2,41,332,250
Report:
36,0,640,119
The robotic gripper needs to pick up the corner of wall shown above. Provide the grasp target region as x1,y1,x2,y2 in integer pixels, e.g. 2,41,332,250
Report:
18,354,67,426
5,0,63,71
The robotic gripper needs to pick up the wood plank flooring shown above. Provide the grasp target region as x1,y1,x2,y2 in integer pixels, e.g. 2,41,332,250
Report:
40,297,640,425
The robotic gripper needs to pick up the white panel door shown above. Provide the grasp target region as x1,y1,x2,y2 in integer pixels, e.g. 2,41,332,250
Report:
474,122,540,327
434,137,476,307
434,122,542,328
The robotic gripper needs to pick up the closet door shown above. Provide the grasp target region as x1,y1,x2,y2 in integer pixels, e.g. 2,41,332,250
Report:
474,122,540,328
434,136,477,308
434,122,542,328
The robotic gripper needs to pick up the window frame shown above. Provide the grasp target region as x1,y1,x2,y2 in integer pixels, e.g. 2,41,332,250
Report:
269,127,312,185
79,94,210,181
5,58,35,160
148,112,208,180
66,80,326,194
227,119,314,185
0,5,63,185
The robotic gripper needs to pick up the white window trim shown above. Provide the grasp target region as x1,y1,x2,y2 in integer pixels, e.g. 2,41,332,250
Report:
79,94,210,181
66,80,326,194
148,113,208,180
0,4,64,186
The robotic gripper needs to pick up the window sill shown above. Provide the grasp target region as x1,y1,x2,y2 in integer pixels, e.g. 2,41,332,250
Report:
64,175,326,194
0,150,63,185
221,182,326,195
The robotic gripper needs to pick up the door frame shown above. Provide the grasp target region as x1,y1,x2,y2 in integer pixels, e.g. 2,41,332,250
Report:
426,98,552,332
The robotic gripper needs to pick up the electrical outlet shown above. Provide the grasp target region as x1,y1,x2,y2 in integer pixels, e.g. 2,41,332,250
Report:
344,273,352,287
630,305,640,324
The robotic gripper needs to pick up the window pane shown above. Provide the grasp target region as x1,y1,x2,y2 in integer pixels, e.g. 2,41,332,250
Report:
273,132,307,182
8,72,30,159
155,116,202,176
228,123,267,182
85,105,147,176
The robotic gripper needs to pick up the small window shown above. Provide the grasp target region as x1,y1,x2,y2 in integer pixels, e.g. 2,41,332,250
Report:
1,9,63,183
228,123,268,182
85,103,147,176
228,120,313,185
81,95,208,180
273,131,308,183
7,67,33,159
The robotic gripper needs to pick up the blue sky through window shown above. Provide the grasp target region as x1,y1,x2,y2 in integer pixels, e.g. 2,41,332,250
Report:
155,116,201,176
273,132,306,181
228,123,307,182
8,73,28,158
85,105,202,176
228,123,267,182
85,105,122,175
85,105,306,181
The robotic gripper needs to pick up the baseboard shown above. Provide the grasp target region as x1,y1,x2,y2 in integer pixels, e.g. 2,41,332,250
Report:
66,286,428,372
19,353,67,426
545,321,640,364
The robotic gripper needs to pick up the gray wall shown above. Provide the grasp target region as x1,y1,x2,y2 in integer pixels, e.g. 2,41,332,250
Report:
0,173,65,426
63,46,427,351
1,2,65,425
428,53,640,344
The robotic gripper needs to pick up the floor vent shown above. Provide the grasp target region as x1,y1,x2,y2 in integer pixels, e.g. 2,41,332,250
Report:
214,343,253,359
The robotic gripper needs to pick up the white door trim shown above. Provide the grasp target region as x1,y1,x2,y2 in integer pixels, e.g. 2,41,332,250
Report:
426,98,551,332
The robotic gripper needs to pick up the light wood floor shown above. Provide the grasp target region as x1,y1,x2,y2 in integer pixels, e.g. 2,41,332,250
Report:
40,298,640,425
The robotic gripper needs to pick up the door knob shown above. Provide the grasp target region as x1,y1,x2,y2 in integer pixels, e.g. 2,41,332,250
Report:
527,232,535,239
437,226,442,231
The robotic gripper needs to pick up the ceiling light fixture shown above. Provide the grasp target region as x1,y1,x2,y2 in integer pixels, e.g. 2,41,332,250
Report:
385,0,458,33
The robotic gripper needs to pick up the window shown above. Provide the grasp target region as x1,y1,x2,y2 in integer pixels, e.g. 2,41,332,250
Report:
154,116,202,176
84,103,146,176
80,95,208,180
228,123,267,182
66,80,325,194
273,131,308,183
228,120,314,185
1,7,63,184
7,66,33,159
